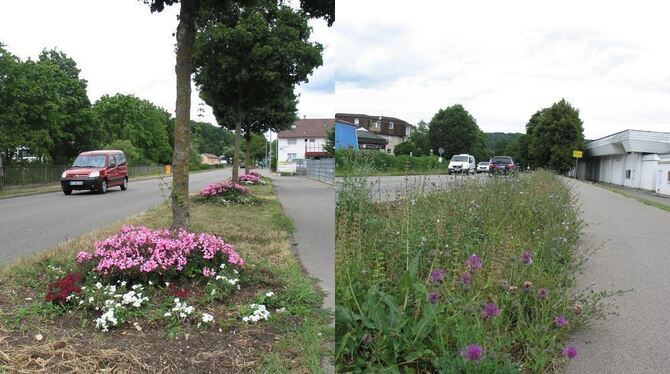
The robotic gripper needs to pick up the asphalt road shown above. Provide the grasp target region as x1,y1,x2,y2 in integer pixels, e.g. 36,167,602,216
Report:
0,168,231,265
271,175,335,310
565,179,670,373
351,173,486,202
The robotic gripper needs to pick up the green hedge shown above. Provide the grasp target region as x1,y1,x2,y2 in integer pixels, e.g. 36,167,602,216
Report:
335,149,448,175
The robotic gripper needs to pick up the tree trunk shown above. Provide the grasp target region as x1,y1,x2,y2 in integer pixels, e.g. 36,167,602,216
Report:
232,117,242,183
171,0,197,230
245,132,253,175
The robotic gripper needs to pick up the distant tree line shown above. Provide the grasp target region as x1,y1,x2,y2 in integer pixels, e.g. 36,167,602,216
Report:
0,43,238,166
394,99,584,173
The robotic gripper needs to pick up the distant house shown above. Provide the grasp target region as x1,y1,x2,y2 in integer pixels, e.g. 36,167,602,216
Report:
356,128,388,151
335,113,415,154
577,129,670,195
277,118,334,162
335,120,358,150
200,153,220,165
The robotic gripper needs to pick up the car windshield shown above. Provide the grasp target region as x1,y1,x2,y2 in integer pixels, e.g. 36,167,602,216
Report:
451,156,468,162
491,157,512,164
479,162,489,166
72,155,106,168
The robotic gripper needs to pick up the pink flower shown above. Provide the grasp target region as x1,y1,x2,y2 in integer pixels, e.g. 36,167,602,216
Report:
202,267,216,277
75,251,93,264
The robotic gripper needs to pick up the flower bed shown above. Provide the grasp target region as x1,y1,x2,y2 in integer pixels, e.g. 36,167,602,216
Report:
200,181,250,198
44,226,256,333
239,174,264,185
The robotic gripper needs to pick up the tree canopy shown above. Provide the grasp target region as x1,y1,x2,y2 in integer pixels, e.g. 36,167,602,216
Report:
193,4,322,181
428,104,488,161
526,99,584,173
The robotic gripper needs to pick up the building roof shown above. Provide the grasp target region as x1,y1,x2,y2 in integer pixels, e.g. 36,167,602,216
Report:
201,153,219,159
357,128,388,144
584,129,670,157
336,113,415,129
277,118,335,138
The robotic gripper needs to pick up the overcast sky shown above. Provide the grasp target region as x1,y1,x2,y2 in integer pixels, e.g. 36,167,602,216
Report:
335,1,670,139
0,0,333,125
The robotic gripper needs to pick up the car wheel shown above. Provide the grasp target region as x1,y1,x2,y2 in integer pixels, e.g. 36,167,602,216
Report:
120,177,128,191
100,180,108,194
63,189,72,195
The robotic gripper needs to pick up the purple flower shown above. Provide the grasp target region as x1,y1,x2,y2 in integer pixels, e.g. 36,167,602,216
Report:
554,315,569,327
460,271,472,287
562,346,578,359
481,302,501,320
520,250,533,265
427,292,440,304
361,333,372,345
461,344,485,362
538,288,549,300
430,268,446,283
465,254,482,272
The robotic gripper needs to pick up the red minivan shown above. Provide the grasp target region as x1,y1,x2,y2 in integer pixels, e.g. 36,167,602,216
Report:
61,150,129,195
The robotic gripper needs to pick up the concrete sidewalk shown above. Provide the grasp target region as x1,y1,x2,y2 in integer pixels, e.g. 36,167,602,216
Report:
565,179,670,373
270,174,335,310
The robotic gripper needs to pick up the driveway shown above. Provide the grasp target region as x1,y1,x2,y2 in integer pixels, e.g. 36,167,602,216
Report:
566,179,670,373
0,168,231,265
270,175,335,310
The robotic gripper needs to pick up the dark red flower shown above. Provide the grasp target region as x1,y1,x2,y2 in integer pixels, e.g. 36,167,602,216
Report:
45,272,82,303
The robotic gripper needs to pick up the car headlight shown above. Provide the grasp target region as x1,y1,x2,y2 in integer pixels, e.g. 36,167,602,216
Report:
89,170,100,178
61,171,67,178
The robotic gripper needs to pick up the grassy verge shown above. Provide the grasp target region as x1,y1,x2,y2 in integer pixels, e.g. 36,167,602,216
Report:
0,179,330,373
335,170,611,372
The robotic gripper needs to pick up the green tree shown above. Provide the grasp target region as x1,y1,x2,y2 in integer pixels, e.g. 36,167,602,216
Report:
142,0,333,229
92,94,173,164
193,4,322,182
409,120,430,156
526,99,584,173
324,126,335,156
428,104,487,161
393,141,418,156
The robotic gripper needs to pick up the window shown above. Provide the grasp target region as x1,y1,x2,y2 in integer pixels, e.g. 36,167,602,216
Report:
386,149,391,154
354,118,360,125
667,171,670,183
287,153,296,160
115,154,127,166
389,121,394,129
309,139,315,143
374,121,380,128
287,139,297,145
625,170,632,179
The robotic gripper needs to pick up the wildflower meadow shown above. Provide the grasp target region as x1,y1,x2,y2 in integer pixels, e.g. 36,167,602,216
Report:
335,170,611,372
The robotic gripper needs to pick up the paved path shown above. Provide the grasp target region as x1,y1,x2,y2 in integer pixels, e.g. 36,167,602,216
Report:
566,179,670,373
0,169,231,265
270,175,335,310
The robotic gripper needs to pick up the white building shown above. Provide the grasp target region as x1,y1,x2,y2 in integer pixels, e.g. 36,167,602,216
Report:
277,118,334,164
577,129,670,195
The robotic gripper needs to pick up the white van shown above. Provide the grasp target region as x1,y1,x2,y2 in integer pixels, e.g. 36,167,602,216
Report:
448,154,476,175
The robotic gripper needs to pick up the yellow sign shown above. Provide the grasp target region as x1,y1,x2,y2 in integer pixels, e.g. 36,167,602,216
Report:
572,150,583,158
165,164,171,175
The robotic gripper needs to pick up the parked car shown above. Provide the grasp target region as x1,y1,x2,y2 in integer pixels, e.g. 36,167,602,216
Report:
61,150,128,195
448,154,476,175
488,156,517,176
476,161,490,173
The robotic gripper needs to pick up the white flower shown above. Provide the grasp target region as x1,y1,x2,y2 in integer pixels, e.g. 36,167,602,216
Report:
164,312,172,317
120,281,127,287
179,312,187,318
88,297,94,303
219,263,226,269
201,313,214,323
148,281,154,285
241,304,270,323
276,307,286,313
165,282,170,287
174,298,180,303
95,282,102,289
265,291,275,297
211,289,216,296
